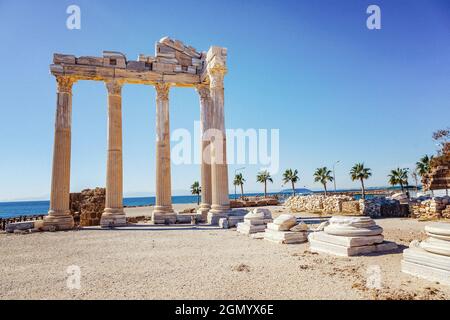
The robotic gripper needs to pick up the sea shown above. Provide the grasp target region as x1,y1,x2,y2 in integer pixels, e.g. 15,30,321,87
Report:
0,192,283,219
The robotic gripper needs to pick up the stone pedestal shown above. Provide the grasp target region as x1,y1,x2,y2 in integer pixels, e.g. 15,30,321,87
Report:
152,83,176,224
401,222,450,285
308,216,397,257
44,76,76,231
236,209,272,235
263,214,307,244
101,81,126,227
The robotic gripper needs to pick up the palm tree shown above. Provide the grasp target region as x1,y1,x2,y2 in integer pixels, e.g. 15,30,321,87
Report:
388,168,409,193
190,181,201,205
313,167,334,196
233,173,245,198
349,163,372,200
416,155,433,177
282,169,299,195
256,170,273,198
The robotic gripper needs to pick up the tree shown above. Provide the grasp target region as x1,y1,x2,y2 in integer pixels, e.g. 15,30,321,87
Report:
233,173,245,198
313,167,334,196
416,155,433,177
190,181,201,205
432,127,450,154
388,168,409,193
256,170,273,198
282,169,299,196
349,163,372,200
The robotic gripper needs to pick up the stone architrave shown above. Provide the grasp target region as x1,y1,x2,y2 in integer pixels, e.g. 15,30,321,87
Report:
152,83,176,224
43,76,76,231
100,80,127,227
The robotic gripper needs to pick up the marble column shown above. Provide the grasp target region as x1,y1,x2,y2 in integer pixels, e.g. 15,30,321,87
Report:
43,76,76,231
196,84,213,221
207,66,231,224
152,83,176,224
100,80,126,227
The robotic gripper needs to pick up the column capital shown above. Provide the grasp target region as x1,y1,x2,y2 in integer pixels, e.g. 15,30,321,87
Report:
155,83,171,100
105,80,123,96
56,76,76,93
196,84,211,99
208,66,227,89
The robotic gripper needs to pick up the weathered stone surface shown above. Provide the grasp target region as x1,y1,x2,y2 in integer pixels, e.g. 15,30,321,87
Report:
289,222,308,232
253,208,272,220
272,214,297,230
309,232,397,257
264,229,307,244
324,216,383,237
308,231,384,247
237,222,266,235
6,221,36,233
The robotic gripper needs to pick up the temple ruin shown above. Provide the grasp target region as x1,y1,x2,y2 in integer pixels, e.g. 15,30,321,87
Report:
44,37,231,230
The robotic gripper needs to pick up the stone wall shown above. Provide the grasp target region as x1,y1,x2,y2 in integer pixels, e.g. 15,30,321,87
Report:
285,194,409,218
409,196,450,220
69,188,106,226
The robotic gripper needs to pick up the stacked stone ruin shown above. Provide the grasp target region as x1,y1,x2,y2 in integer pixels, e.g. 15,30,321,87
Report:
409,196,450,220
402,222,450,285
308,216,397,257
264,214,308,244
285,194,409,218
69,188,106,227
236,208,272,236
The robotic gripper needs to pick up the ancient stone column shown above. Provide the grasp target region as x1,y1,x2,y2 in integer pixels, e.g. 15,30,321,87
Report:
152,83,176,224
196,84,213,221
100,80,126,227
207,66,231,224
43,76,76,231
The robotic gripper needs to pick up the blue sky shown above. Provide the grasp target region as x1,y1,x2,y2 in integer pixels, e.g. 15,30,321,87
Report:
0,0,449,201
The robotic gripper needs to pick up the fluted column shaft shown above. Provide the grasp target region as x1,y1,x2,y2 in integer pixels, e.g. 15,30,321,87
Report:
197,84,213,220
208,67,230,224
44,76,76,230
100,80,126,227
152,83,176,224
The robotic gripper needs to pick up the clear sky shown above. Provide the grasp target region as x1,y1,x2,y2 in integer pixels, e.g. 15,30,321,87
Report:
0,0,449,201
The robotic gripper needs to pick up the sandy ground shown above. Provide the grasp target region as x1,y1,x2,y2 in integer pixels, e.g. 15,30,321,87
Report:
0,204,449,300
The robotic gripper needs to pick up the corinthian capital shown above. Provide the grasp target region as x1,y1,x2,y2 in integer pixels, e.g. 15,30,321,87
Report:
155,83,171,100
105,80,123,96
208,66,227,89
56,76,76,93
196,84,211,100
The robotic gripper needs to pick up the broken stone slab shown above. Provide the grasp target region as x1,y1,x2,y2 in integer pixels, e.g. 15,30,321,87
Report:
272,214,297,230
6,220,43,233
290,222,308,232
237,222,266,235
228,216,244,228
76,56,104,67
53,53,76,64
253,208,272,220
264,229,307,244
156,57,179,64
308,232,397,257
308,231,384,247
324,216,383,237
126,61,147,71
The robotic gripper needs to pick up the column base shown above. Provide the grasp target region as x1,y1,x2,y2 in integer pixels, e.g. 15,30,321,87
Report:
152,206,177,224
197,204,211,222
100,208,127,228
43,210,74,231
207,205,231,225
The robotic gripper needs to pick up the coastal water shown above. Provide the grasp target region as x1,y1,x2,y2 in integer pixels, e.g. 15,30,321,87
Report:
0,193,282,219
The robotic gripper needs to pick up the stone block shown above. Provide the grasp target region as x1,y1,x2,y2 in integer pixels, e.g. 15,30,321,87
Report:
127,61,147,71
228,216,244,227
309,231,384,247
237,222,266,235
53,53,76,64
264,229,307,244
152,62,175,73
76,56,104,67
6,221,35,233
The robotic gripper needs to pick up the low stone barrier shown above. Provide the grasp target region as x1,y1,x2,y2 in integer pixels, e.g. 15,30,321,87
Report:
409,196,450,220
